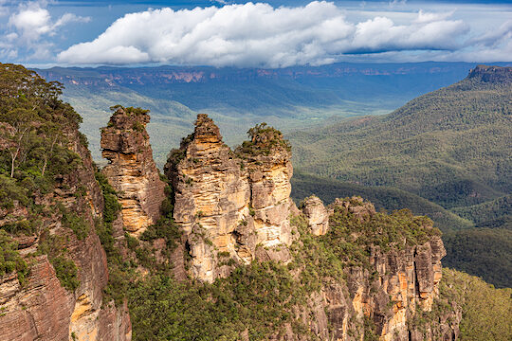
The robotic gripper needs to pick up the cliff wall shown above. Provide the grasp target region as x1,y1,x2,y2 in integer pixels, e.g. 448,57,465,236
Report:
100,107,165,237
0,125,131,341
164,115,294,282
290,197,459,341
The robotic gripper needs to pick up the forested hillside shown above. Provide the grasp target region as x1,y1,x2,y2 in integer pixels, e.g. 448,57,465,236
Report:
291,65,512,287
291,65,512,208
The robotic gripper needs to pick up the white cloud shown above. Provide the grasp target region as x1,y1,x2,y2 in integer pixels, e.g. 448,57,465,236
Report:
470,20,512,48
57,1,473,67
415,9,455,24
1,0,90,61
9,3,53,41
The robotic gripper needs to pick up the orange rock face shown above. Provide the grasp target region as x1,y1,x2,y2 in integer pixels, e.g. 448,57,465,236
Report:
165,114,294,282
100,107,166,237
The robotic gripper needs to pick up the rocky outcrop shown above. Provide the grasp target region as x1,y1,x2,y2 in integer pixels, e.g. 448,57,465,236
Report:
293,198,458,341
0,121,131,341
301,195,329,236
162,117,457,340
100,107,165,237
165,114,294,282
468,65,512,84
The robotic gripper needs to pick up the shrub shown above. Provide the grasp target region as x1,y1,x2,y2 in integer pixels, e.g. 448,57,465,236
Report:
51,255,80,291
0,230,28,284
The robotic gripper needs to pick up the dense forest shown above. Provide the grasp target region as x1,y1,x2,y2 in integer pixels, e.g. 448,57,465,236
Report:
291,66,512,287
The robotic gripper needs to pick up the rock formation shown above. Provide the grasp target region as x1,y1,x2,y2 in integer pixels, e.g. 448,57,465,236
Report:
0,101,461,340
301,195,329,235
0,124,131,341
290,198,458,341
162,116,458,341
165,115,294,282
100,107,166,237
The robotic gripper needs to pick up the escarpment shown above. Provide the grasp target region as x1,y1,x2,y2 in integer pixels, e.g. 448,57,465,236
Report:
164,115,294,282
100,106,165,237
289,198,458,341
0,64,131,341
0,126,132,341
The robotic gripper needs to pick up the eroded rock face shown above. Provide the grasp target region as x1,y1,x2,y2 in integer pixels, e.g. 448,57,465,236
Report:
301,195,329,236
0,256,73,341
101,107,165,237
295,198,457,341
0,126,131,341
165,114,294,282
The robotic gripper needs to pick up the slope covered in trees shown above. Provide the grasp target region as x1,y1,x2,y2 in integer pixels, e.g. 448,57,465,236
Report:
291,65,512,210
440,268,512,340
291,65,512,287
291,172,473,231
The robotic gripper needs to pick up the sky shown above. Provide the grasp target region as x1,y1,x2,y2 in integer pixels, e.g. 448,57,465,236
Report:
0,0,511,68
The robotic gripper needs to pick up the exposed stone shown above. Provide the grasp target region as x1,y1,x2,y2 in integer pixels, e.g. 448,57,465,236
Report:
0,256,73,341
165,114,293,282
0,121,131,341
272,198,458,341
301,195,329,236
101,107,166,237
330,196,376,221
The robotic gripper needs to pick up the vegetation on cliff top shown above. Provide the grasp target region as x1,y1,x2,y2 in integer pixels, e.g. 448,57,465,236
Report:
236,122,291,157
0,63,93,290
0,63,86,228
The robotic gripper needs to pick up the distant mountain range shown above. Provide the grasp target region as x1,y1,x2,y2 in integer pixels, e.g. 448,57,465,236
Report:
290,65,512,209
35,62,492,163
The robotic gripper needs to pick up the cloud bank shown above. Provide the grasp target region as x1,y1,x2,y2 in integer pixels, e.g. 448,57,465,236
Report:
57,1,475,67
1,0,90,61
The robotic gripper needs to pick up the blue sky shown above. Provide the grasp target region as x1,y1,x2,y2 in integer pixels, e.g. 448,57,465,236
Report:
1,0,511,67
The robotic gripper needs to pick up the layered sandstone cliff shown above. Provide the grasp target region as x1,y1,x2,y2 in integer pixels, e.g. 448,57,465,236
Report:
164,115,294,282
292,197,459,341
100,107,165,237
0,125,131,341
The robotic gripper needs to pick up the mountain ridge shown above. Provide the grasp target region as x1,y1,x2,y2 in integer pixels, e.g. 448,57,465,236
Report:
35,62,495,163
291,65,512,207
